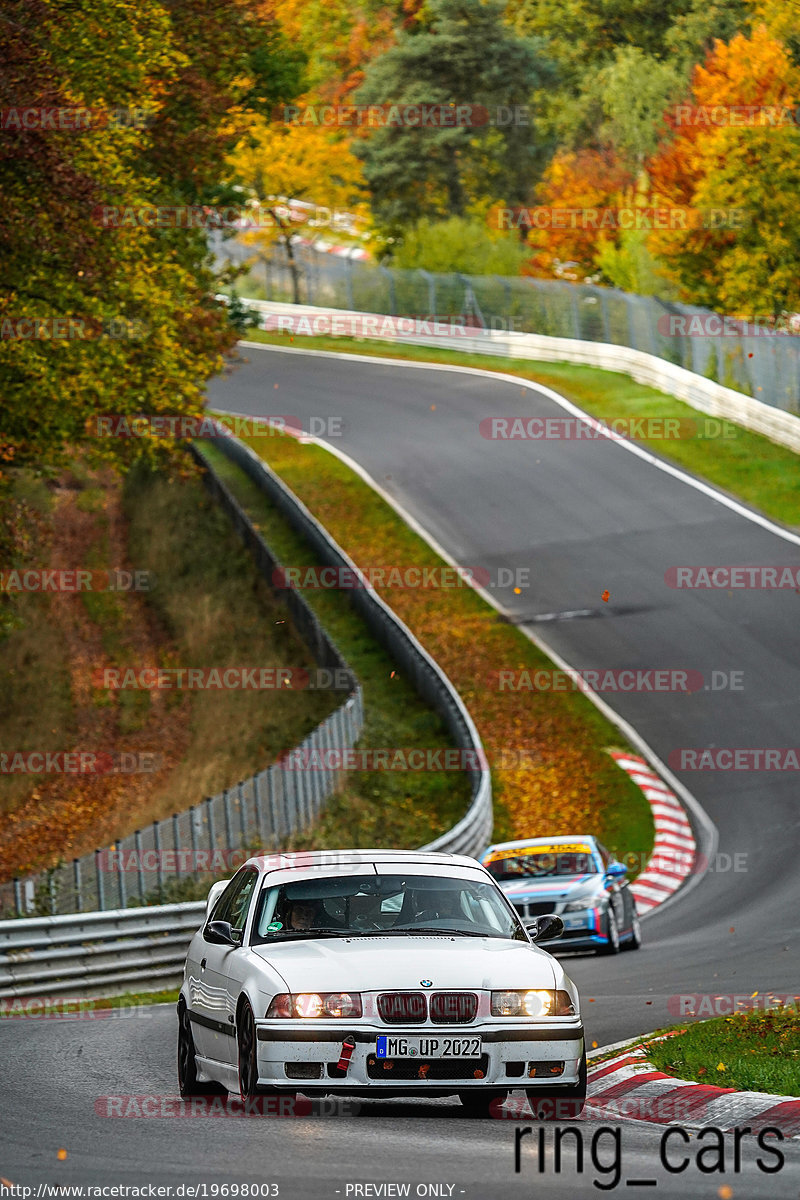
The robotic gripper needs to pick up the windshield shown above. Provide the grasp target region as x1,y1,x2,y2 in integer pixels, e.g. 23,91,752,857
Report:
250,872,527,944
484,848,598,881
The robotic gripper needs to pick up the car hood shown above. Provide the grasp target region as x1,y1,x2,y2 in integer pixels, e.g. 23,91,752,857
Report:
251,935,557,992
499,875,602,904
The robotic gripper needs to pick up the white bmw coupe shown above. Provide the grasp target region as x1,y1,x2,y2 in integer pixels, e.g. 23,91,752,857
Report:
177,849,586,1117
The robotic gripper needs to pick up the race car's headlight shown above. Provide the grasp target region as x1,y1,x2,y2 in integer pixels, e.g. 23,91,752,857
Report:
491,989,576,1017
564,900,595,912
265,992,363,1019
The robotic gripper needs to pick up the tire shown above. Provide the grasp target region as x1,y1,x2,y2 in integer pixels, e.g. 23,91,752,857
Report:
177,1003,226,1097
526,1053,587,1120
597,908,620,955
237,999,260,1100
458,1090,507,1118
622,909,642,951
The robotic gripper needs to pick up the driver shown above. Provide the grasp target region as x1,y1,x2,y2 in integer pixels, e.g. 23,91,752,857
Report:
285,898,324,930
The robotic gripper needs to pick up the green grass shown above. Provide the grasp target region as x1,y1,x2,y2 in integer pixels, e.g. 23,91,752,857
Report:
647,1008,800,1096
0,987,181,1014
241,329,800,530
198,442,474,851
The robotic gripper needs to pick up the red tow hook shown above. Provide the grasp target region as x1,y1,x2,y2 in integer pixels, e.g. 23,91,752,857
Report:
336,1035,356,1074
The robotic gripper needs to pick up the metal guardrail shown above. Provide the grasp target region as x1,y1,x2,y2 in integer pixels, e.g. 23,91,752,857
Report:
212,233,800,420
0,902,206,1000
2,446,364,919
0,425,493,998
209,428,492,859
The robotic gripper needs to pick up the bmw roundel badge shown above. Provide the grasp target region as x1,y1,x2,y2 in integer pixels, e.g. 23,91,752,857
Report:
420,979,433,987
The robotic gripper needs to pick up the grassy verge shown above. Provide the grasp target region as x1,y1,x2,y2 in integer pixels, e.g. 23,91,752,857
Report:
241,329,800,530
0,987,181,1016
204,420,654,868
198,442,474,851
646,1009,800,1096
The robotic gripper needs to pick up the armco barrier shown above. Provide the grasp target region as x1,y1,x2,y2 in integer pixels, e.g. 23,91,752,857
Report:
0,903,206,1001
200,427,492,859
239,298,800,455
2,447,364,918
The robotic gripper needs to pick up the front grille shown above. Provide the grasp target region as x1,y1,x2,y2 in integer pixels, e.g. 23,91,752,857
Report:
514,901,558,918
377,992,427,1023
430,992,477,1024
367,1054,490,1081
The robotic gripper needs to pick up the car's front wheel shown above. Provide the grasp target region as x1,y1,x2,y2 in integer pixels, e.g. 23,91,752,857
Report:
177,1002,225,1097
238,1000,260,1100
597,908,620,955
622,910,642,951
458,1089,507,1118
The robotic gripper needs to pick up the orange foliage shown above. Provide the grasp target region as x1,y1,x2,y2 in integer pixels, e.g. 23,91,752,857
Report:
523,149,635,280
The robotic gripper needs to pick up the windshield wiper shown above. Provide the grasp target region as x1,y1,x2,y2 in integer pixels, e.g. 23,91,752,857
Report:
262,928,352,940
383,925,490,937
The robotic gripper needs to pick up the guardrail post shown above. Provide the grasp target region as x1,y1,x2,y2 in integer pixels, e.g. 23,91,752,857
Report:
206,796,216,855
118,855,127,909
73,858,82,913
238,781,248,848
173,814,181,884
135,829,145,903
282,762,293,839
267,767,279,842
153,821,164,901
253,773,264,846
223,789,234,859
190,804,199,870
95,850,105,911
13,878,21,916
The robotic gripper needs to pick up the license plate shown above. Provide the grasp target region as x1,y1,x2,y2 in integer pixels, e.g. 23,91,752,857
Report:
376,1035,482,1059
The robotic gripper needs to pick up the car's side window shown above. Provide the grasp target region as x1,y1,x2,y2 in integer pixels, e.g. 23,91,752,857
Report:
596,843,612,870
207,868,258,938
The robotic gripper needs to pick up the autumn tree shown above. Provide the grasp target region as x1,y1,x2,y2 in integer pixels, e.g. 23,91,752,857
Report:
646,24,800,312
353,0,552,238
522,148,635,279
229,121,369,301
0,0,303,630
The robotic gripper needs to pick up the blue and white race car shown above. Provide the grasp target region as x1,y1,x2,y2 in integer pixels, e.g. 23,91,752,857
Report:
480,835,641,955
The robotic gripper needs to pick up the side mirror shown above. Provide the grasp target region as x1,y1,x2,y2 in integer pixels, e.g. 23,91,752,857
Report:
205,920,242,947
605,862,628,880
525,914,564,942
206,879,230,916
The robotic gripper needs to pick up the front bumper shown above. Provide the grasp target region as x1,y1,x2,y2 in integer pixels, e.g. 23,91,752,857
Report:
254,1020,584,1094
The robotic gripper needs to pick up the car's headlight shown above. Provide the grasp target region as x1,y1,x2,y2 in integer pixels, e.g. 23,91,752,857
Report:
491,989,576,1017
265,992,363,1019
563,900,596,912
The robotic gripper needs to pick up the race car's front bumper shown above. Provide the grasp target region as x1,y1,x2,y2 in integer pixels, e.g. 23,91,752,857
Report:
254,1019,585,1095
